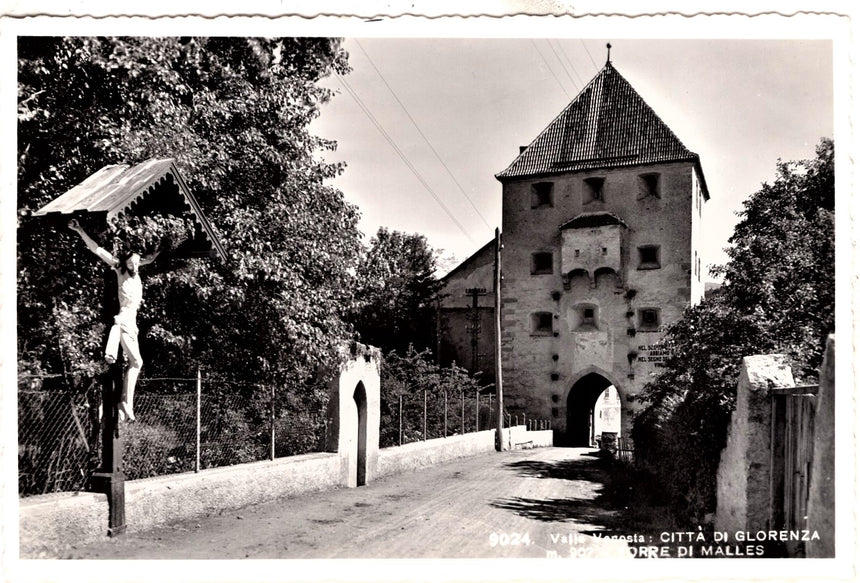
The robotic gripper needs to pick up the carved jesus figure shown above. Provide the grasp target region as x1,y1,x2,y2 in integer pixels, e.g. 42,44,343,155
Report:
69,219,159,421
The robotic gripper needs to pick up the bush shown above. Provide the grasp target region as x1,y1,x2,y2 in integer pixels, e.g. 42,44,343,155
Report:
123,422,190,479
379,346,485,447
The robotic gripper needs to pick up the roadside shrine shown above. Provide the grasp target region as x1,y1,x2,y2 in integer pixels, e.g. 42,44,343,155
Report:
34,158,226,535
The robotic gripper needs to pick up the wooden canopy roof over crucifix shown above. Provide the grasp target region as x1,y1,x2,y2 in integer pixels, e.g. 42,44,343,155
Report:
34,158,226,260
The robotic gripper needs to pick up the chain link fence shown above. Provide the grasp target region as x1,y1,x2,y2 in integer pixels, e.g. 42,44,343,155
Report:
19,373,551,497
18,372,327,497
379,389,550,448
18,377,96,497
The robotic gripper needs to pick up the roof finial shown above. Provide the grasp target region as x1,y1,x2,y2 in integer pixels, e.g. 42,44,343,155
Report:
606,42,612,64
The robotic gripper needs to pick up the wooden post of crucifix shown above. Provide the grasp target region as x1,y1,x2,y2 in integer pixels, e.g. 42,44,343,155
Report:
34,158,226,536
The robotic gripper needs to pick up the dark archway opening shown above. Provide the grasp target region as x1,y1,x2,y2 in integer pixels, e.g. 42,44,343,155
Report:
353,382,368,486
565,373,613,446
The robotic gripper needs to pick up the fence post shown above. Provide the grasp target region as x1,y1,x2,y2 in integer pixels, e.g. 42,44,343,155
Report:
461,391,465,435
423,390,428,441
398,394,403,446
444,390,448,438
475,389,480,432
270,383,276,461
195,368,201,473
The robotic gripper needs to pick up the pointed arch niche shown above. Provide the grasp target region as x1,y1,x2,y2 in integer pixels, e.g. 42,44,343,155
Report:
324,344,381,487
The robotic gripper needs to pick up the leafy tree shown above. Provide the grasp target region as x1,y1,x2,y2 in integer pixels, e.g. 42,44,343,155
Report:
379,346,483,447
350,227,442,354
632,138,835,523
17,37,362,396
716,138,835,379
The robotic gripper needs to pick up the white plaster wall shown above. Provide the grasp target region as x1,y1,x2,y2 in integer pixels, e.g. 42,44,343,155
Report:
806,335,835,557
20,452,341,558
715,354,795,534
21,427,555,557
325,346,382,487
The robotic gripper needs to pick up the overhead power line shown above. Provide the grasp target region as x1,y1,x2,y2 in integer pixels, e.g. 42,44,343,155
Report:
552,40,586,88
355,40,493,232
335,73,477,245
530,39,572,101
547,40,581,92
580,39,599,71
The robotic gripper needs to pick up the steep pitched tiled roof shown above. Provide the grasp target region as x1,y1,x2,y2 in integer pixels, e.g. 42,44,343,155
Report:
496,62,707,197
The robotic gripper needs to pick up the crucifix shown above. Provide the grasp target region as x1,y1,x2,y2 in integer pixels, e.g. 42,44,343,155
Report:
69,217,159,423
35,158,225,536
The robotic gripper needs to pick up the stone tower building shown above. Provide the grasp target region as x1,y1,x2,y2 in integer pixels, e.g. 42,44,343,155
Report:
439,56,710,445
496,56,709,445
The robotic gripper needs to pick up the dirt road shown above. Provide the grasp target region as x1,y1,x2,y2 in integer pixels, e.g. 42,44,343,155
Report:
65,447,636,559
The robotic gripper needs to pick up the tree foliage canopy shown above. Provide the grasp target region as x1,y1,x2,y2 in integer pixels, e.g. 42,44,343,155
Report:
632,138,835,523
349,227,442,354
18,37,362,390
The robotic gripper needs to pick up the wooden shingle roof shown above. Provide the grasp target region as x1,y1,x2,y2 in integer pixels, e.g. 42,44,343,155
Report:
34,158,226,260
496,62,709,198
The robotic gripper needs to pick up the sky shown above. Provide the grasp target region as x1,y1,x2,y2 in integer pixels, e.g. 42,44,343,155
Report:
309,38,834,277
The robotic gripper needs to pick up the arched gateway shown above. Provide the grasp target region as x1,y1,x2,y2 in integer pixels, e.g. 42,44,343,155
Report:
564,371,623,447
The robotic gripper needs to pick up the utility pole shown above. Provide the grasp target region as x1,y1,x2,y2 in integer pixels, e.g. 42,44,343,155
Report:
494,228,506,451
464,287,486,374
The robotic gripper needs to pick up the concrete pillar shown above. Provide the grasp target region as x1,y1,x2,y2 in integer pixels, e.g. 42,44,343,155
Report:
806,335,835,557
715,354,794,534
324,343,381,487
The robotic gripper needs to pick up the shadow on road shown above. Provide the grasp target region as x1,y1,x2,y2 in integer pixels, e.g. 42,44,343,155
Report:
489,452,682,545
491,496,623,530
504,457,607,482
490,454,632,535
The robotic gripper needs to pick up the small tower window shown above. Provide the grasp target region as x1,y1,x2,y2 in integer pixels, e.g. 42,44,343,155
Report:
531,252,553,275
638,173,661,199
531,312,554,336
531,182,554,208
638,308,661,331
583,177,605,203
574,304,598,331
583,308,595,324
637,245,661,270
